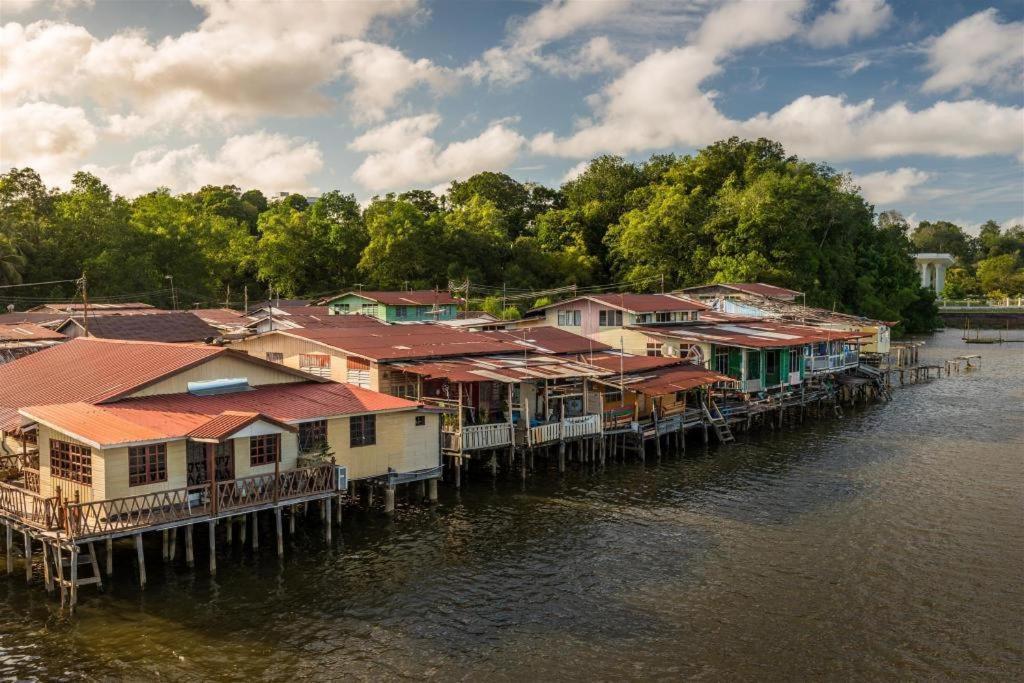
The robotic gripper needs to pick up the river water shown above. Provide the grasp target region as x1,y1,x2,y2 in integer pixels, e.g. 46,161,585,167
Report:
1,329,1021,681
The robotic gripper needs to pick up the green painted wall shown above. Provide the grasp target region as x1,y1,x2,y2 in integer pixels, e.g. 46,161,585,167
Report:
326,294,458,321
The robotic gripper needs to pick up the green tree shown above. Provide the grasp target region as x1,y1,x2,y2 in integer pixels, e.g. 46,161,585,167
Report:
441,195,510,284
359,197,444,288
0,233,26,286
977,254,1024,297
910,220,975,263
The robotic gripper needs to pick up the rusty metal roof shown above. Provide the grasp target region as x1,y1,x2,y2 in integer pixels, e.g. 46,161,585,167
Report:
19,402,211,448
484,326,613,355
613,364,733,396
316,290,462,306
391,354,613,383
60,311,221,343
530,293,706,315
0,323,65,342
266,325,519,361
636,320,868,349
679,282,803,299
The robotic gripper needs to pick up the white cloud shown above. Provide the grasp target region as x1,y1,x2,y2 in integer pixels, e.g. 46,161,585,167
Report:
467,0,632,84
1003,216,1024,229
854,167,930,204
351,116,525,192
0,0,430,135
0,101,97,184
0,0,93,13
922,9,1024,94
531,1,1024,163
82,131,323,197
806,0,892,48
561,160,591,183
337,41,453,124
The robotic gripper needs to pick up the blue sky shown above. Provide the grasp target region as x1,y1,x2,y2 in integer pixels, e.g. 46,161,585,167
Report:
1,0,1022,232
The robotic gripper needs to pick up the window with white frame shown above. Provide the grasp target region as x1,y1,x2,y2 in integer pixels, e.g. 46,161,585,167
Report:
299,353,331,378
557,309,582,326
598,309,623,327
646,342,663,357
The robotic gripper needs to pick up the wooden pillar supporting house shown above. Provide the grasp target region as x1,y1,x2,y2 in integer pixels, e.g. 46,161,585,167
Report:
69,544,78,612
23,531,31,583
428,478,438,503
167,529,176,565
135,534,146,589
251,513,259,551
275,508,284,558
185,524,194,567
208,521,217,576
6,525,12,575
384,485,395,515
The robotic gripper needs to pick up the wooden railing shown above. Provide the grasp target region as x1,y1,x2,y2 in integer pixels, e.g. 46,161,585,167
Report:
54,464,337,539
216,464,335,512
0,480,56,530
563,415,601,439
461,423,513,451
528,421,562,446
62,485,208,538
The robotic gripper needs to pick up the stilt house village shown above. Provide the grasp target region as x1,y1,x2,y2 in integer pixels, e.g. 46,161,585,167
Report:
0,284,908,608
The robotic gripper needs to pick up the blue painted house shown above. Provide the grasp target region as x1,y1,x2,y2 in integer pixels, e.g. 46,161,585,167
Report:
320,291,461,323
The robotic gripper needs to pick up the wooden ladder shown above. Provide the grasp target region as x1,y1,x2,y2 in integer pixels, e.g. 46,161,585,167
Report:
703,400,735,443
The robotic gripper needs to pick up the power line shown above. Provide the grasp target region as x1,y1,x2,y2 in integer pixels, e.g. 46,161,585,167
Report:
0,278,79,290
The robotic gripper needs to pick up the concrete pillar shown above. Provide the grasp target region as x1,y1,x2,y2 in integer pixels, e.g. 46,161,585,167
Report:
384,485,396,514
428,478,439,503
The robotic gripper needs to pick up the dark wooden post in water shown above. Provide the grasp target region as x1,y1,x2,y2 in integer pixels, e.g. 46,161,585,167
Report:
69,544,78,611
6,525,12,575
251,513,259,551
184,524,194,567
275,508,284,558
135,534,146,589
23,531,31,583
208,521,217,576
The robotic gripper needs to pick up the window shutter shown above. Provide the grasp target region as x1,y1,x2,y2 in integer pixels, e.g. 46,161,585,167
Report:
728,348,743,378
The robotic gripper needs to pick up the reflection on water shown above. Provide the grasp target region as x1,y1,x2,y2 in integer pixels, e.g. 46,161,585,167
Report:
1,330,1022,680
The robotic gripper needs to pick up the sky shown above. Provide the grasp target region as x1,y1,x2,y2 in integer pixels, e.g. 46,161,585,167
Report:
1,0,1022,232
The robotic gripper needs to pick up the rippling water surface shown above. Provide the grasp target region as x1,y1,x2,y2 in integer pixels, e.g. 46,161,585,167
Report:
1,330,1021,680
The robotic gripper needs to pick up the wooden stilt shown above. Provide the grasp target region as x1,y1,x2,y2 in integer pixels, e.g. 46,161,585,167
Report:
184,524,194,568
208,520,217,576
325,497,333,541
41,541,53,592
162,529,169,561
23,531,31,583
55,544,66,607
454,457,462,489
251,513,259,551
384,485,395,515
87,541,101,590
106,537,113,575
289,506,296,534
168,527,177,563
240,514,248,545
5,525,12,575
558,440,566,473
335,494,344,524
68,544,78,612
135,534,147,589
428,478,438,503
275,508,284,558
226,517,233,544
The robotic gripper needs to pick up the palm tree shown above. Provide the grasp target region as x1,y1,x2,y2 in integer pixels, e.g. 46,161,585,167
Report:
0,234,26,286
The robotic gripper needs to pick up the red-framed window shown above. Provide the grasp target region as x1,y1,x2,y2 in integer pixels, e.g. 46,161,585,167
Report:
250,433,280,466
129,443,167,486
50,439,92,485
298,420,328,453
349,415,376,447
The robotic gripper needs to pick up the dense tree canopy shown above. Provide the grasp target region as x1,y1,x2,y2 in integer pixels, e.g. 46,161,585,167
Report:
0,137,974,330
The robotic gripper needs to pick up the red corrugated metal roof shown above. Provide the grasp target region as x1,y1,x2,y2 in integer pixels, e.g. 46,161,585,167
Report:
269,326,519,360
115,380,419,421
484,326,612,355
188,411,296,440
391,354,613,383
531,293,706,314
0,338,326,433
19,382,419,447
719,283,802,298
622,365,732,395
20,402,211,447
0,323,65,342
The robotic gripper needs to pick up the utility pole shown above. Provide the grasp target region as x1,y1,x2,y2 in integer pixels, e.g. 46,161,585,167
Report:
243,285,248,313
165,274,176,310
225,285,230,309
80,272,90,336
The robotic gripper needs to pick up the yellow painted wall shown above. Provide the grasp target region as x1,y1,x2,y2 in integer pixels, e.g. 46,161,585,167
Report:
230,431,300,479
127,355,301,398
594,327,661,355
326,410,439,480
36,424,105,503
231,333,351,383
103,438,188,500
